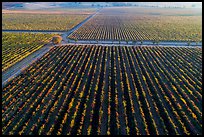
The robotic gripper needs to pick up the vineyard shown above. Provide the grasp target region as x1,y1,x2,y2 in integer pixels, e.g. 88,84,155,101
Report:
2,45,202,135
2,32,56,72
2,14,89,31
69,7,202,42
2,8,97,15
98,7,202,16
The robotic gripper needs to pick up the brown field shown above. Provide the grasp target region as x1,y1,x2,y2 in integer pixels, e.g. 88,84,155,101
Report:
2,9,96,15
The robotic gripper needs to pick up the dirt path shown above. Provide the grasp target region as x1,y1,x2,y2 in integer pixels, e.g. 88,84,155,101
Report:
2,45,52,87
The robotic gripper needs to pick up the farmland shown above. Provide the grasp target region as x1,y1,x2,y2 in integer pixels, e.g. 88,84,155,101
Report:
2,14,89,31
2,45,202,135
2,8,97,15
98,7,202,16
2,3,202,136
2,32,55,72
69,7,201,42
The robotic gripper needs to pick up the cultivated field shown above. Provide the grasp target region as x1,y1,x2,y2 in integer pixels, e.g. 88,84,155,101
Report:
69,8,202,42
2,8,97,15
2,45,202,135
2,14,89,31
2,32,55,72
98,7,202,16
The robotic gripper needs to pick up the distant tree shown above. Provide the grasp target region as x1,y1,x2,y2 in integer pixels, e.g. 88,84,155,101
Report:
52,35,62,45
192,4,196,8
195,41,198,46
126,40,129,44
156,40,160,45
140,40,143,45
187,41,191,46
74,38,78,44
132,40,136,45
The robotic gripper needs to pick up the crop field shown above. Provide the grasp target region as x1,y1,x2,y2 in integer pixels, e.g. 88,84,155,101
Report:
69,8,201,42
2,45,202,135
2,32,55,72
2,14,89,31
2,8,97,15
98,7,202,16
